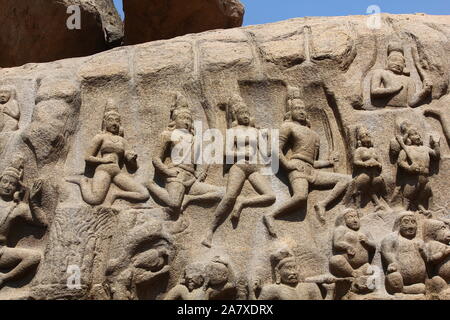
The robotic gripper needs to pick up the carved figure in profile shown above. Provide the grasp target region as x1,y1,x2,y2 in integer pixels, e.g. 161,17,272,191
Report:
202,95,276,247
164,263,207,300
147,93,223,214
203,256,238,300
370,42,432,108
0,86,20,133
263,94,351,237
66,100,149,206
390,121,440,216
329,208,376,295
0,158,48,287
343,126,389,211
381,212,427,296
422,219,450,299
258,248,325,300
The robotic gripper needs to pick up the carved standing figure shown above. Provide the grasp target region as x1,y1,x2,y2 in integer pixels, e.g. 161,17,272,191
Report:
330,209,376,279
147,93,223,214
263,95,351,237
370,42,432,108
344,126,389,210
0,159,47,287
422,219,450,298
381,212,427,296
0,86,20,133
390,121,440,216
202,96,276,247
66,100,149,206
258,248,325,300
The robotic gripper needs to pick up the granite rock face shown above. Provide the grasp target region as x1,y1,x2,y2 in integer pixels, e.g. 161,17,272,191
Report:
0,0,123,68
0,14,449,300
123,0,245,44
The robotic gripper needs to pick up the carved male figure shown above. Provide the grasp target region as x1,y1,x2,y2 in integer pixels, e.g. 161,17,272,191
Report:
329,209,376,279
390,122,440,215
422,219,450,297
164,263,208,300
147,93,223,214
203,256,238,300
67,100,149,206
371,42,432,108
202,96,275,247
258,248,324,300
263,96,351,236
0,159,47,287
344,126,389,210
0,86,20,133
381,212,427,295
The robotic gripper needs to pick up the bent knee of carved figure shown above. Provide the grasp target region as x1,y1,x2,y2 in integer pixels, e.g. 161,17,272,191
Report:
329,255,352,277
385,272,404,294
355,173,371,187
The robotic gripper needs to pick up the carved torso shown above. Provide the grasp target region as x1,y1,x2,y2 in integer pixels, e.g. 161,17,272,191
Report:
335,226,370,269
281,121,320,165
373,70,413,108
427,240,450,283
394,236,427,285
260,283,322,300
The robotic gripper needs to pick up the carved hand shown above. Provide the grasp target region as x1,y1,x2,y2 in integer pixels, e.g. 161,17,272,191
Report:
30,179,44,203
359,234,368,244
423,79,433,92
387,263,398,273
125,151,138,162
347,247,356,257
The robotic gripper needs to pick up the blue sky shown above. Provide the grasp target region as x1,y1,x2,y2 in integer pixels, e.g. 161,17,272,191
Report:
113,0,449,26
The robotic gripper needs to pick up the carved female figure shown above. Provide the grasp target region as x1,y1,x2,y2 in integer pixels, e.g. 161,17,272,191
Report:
202,96,276,247
0,86,20,133
67,100,149,206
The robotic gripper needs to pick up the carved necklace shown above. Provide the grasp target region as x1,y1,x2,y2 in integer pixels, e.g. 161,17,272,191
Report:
109,135,121,144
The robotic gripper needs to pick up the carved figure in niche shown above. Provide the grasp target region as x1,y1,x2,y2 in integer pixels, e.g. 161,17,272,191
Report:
422,219,450,298
0,86,20,133
202,96,276,248
329,209,376,283
370,42,432,108
343,126,389,211
390,121,440,216
258,248,326,300
381,212,427,296
0,158,48,287
263,95,351,236
66,100,149,206
105,220,173,300
147,93,223,214
164,263,207,300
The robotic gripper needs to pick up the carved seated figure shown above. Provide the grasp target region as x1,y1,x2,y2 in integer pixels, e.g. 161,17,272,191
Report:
66,100,149,206
330,209,376,281
164,263,207,300
370,42,432,108
344,126,389,210
0,86,20,133
0,159,48,287
203,256,237,300
258,248,324,300
422,219,450,298
381,212,427,296
390,122,440,216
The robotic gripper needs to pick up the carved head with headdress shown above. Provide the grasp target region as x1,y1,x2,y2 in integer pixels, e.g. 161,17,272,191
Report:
284,86,311,127
393,211,417,239
271,248,299,285
227,94,255,128
0,157,24,199
102,99,123,137
399,121,423,146
182,263,205,291
387,41,406,75
355,126,373,148
168,93,193,133
335,208,361,231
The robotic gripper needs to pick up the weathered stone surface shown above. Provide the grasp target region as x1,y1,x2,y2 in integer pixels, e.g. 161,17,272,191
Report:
0,13,449,300
0,0,123,68
123,0,244,45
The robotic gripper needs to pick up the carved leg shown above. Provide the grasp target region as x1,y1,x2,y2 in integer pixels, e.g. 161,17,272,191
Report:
73,170,112,205
202,165,246,248
231,172,275,224
424,108,450,146
329,255,357,278
0,247,41,286
385,271,404,295
147,181,186,211
263,177,308,238
111,173,150,205
181,182,224,212
314,172,351,222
